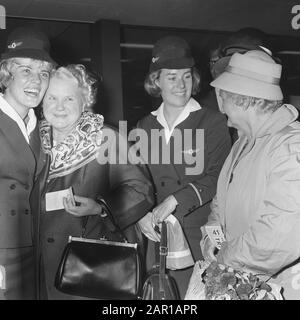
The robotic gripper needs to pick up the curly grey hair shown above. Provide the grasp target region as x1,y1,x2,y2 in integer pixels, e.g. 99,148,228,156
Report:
220,90,282,114
52,64,98,109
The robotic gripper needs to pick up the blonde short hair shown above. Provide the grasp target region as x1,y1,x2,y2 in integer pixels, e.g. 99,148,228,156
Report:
144,67,201,97
0,57,54,92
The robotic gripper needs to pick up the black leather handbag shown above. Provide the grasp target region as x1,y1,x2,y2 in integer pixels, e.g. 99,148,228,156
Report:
55,200,142,300
142,221,180,300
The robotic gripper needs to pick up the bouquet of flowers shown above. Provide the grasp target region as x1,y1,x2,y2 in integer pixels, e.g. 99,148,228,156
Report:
185,260,283,300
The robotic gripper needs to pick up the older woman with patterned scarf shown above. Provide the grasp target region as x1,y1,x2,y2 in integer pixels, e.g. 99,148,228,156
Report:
37,64,154,300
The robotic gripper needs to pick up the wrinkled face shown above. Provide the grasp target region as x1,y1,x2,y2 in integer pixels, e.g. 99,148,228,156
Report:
4,58,51,115
218,89,245,129
156,68,192,109
43,76,84,134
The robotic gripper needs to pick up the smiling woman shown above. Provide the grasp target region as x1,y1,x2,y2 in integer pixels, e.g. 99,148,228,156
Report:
42,68,87,141
38,64,154,300
137,35,231,298
0,26,56,300
3,58,52,118
156,68,193,111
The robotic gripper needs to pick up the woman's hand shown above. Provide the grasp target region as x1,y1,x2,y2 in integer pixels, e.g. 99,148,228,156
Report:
152,195,178,225
138,212,161,242
63,195,102,217
200,235,218,263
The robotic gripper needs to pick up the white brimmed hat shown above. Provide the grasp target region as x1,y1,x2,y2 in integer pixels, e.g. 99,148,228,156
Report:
211,50,283,100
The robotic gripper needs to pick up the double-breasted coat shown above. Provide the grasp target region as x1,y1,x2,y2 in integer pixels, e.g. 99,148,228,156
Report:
137,99,231,297
0,108,46,300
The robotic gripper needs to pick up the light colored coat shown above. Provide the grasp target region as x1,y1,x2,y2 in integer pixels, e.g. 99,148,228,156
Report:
204,104,300,299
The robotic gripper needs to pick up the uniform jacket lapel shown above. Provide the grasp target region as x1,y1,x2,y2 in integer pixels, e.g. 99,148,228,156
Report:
0,110,36,176
29,124,47,179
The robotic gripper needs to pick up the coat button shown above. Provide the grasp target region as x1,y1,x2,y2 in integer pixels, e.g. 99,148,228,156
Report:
10,184,16,190
11,210,16,216
25,209,29,215
47,238,55,243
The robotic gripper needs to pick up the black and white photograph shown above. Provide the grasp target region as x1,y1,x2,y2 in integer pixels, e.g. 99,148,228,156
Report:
0,0,300,307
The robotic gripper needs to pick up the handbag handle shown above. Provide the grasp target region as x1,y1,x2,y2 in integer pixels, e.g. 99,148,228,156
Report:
159,221,168,299
81,198,128,243
98,199,128,242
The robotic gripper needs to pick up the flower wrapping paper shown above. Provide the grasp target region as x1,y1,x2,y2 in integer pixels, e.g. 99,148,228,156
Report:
185,260,283,300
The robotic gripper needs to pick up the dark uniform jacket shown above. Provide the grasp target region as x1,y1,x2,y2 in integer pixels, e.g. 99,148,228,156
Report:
0,109,46,299
137,104,231,232
136,102,231,298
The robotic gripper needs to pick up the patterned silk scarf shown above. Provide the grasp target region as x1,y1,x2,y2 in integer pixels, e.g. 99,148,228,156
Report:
40,111,104,180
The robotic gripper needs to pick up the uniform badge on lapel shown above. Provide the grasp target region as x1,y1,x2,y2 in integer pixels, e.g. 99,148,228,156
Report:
181,148,204,175
182,148,200,156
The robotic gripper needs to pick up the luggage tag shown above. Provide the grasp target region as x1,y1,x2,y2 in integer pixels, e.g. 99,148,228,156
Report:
45,186,75,211
0,265,6,290
205,225,226,250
